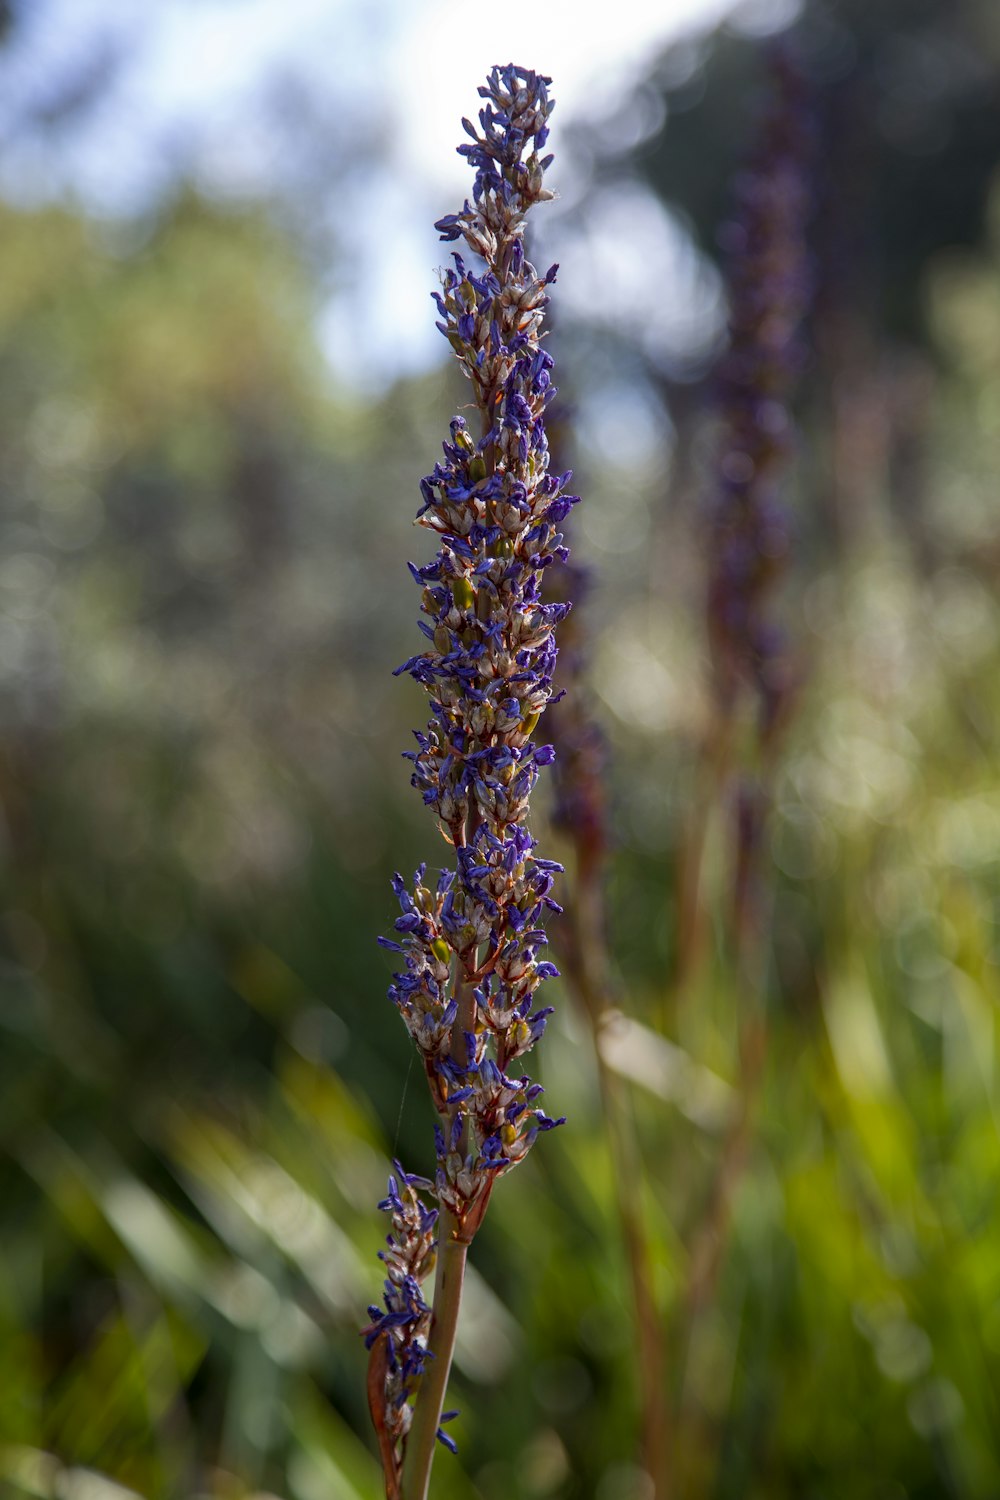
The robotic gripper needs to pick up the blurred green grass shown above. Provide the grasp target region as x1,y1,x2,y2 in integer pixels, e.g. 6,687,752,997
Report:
1,128,1000,1500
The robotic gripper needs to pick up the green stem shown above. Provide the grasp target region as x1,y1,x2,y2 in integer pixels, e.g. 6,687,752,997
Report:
399,1210,469,1500
561,851,670,1497
673,742,777,1496
670,710,733,1020
400,969,479,1500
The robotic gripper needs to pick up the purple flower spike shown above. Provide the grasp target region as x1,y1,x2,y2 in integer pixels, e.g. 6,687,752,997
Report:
367,63,572,1491
707,41,813,740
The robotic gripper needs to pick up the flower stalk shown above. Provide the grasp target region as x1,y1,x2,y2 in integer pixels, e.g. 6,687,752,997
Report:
672,43,813,1491
548,561,670,1496
675,42,812,996
364,64,575,1500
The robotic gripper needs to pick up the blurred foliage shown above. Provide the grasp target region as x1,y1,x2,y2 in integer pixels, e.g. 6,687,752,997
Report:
2,3,1000,1499
603,0,1000,347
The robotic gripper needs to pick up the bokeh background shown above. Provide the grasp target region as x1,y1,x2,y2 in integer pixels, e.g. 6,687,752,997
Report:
4,0,1000,1496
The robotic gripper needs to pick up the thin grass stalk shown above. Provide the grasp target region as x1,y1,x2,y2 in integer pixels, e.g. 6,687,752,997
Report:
570,865,671,1499
547,556,670,1495
669,39,813,1489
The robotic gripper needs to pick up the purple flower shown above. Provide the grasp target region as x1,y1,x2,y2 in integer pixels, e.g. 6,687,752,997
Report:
707,42,813,739
366,63,574,1489
363,1164,438,1454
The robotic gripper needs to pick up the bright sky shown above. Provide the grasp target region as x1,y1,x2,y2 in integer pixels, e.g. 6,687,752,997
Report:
0,0,800,382
327,0,746,381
